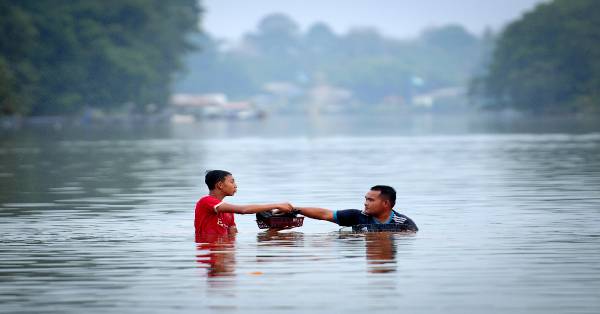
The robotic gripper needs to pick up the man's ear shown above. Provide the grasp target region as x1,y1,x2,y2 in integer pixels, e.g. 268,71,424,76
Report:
383,199,392,209
215,180,224,190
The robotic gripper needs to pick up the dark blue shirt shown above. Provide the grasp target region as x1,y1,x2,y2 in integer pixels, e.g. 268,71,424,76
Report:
333,209,418,232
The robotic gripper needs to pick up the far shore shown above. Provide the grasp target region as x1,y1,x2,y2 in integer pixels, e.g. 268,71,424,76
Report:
2,109,599,134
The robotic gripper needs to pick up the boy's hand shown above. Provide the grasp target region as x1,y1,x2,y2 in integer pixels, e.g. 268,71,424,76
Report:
275,203,294,213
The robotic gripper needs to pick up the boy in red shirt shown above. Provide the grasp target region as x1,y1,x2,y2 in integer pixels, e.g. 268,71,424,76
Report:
195,170,293,236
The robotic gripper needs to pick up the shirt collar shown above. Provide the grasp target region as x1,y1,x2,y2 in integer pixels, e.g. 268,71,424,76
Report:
374,211,395,224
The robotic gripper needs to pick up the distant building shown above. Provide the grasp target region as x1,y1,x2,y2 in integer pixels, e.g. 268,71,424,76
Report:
308,84,354,114
260,81,304,111
169,93,265,122
170,93,227,107
412,87,466,110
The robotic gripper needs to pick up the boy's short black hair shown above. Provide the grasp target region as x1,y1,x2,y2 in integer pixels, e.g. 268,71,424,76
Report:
205,170,232,190
370,185,396,208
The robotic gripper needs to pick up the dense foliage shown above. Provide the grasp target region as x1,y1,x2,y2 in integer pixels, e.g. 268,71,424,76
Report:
0,0,200,116
177,14,489,104
473,0,600,114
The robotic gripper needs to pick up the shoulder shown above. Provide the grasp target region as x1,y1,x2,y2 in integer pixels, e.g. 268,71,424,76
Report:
337,209,364,215
391,212,409,223
197,195,222,207
334,209,369,226
199,195,214,201
392,211,418,231
335,209,366,219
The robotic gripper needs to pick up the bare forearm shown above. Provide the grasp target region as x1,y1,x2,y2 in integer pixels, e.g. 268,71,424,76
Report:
295,207,334,222
234,204,279,214
218,202,289,214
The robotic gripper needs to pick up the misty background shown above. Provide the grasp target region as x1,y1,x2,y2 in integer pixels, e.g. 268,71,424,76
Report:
174,0,548,116
3,0,599,123
202,0,544,41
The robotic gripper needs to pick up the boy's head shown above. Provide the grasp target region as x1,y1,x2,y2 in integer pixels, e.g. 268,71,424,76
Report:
205,170,236,195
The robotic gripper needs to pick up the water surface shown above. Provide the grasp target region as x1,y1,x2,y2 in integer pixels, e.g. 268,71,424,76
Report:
1,115,600,313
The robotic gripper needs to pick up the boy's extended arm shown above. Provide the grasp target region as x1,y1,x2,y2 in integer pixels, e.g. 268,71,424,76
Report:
217,202,293,214
295,207,335,222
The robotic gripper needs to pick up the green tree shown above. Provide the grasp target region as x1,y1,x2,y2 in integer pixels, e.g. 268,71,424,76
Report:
0,1,40,115
475,0,600,114
328,58,411,103
176,16,485,106
0,0,200,116
176,33,258,97
239,13,302,84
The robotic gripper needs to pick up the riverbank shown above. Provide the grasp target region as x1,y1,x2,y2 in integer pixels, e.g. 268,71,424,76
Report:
4,106,600,132
0,112,172,131
2,111,600,142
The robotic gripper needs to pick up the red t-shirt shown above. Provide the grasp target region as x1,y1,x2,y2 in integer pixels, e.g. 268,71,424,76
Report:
195,195,236,235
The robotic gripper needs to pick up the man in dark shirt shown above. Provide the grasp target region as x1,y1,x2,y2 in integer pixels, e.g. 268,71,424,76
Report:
294,185,418,232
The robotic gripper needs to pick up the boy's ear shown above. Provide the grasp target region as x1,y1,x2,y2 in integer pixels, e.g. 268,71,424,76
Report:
215,180,224,190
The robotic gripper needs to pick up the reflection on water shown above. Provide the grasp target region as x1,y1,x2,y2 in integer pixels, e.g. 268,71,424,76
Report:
196,234,237,278
363,232,398,274
1,115,600,313
257,229,305,246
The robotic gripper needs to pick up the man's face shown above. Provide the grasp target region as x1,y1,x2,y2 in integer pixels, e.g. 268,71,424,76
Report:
364,190,388,216
218,175,237,196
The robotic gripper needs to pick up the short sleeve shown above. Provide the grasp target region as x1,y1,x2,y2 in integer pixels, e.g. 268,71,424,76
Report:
401,215,418,232
201,196,223,213
334,209,363,226
391,212,419,232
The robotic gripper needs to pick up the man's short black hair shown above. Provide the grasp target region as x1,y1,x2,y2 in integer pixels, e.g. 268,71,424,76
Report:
370,185,396,208
205,170,232,190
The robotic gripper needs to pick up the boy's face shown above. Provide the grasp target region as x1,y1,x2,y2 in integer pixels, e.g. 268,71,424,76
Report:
217,175,237,196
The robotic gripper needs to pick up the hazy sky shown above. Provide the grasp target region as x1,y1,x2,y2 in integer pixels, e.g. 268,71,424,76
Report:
202,0,547,40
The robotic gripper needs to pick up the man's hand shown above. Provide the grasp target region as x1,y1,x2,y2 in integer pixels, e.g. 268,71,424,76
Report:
292,206,334,222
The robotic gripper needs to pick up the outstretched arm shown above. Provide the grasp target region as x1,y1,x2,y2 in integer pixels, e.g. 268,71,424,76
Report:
217,202,293,215
295,207,335,222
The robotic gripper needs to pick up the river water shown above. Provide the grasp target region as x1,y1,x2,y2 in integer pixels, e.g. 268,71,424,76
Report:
1,114,600,313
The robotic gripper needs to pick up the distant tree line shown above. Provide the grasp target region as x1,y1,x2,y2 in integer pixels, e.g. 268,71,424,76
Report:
0,0,200,116
471,0,600,114
176,13,491,105
4,1,594,117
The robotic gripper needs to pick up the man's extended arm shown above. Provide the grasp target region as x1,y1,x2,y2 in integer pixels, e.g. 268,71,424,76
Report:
294,207,335,222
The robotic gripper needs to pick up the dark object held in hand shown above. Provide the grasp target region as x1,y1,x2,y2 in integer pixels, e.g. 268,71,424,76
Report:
256,210,304,230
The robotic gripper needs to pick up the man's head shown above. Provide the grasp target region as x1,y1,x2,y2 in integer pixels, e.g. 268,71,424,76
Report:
364,185,396,216
205,170,237,196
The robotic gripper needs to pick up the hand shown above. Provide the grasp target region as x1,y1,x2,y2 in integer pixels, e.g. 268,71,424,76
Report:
275,202,294,213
